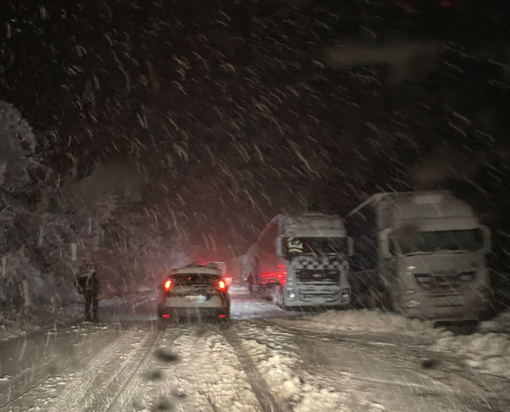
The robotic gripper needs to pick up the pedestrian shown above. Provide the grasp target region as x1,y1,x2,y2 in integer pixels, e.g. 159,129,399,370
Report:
76,262,102,322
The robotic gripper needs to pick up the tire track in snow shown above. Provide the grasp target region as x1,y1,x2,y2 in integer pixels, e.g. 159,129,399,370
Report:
47,329,158,412
234,320,352,412
102,328,167,411
0,330,125,411
126,324,263,412
120,326,191,412
254,320,509,412
221,327,284,412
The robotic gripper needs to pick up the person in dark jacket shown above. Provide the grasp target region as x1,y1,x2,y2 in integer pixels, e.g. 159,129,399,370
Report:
76,263,102,322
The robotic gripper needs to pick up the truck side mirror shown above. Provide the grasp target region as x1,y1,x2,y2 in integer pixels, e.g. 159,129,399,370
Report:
348,237,355,257
379,228,393,258
276,236,286,257
482,225,492,252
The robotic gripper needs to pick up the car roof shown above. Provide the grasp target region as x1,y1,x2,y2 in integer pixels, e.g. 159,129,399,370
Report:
171,265,222,276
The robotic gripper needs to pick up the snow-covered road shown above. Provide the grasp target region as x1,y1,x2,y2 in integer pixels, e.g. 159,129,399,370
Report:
1,290,510,412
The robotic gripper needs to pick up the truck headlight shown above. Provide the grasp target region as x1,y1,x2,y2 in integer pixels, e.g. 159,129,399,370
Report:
289,293,296,300
459,271,476,282
340,289,350,301
403,300,420,308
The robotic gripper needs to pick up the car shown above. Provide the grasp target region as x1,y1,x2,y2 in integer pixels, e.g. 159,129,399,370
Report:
157,263,231,329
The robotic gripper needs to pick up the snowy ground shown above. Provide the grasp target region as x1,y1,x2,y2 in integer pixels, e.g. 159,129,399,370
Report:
1,289,509,411
273,304,510,382
0,292,157,343
0,303,83,343
431,330,510,380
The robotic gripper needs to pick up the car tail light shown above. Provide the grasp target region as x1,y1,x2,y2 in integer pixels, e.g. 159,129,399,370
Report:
162,314,170,319
218,314,226,318
164,280,172,292
218,280,227,292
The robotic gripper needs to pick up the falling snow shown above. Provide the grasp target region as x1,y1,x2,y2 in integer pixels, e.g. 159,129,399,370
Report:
1,0,510,410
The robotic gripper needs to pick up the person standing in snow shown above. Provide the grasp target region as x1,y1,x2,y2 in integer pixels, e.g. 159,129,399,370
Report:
76,262,102,322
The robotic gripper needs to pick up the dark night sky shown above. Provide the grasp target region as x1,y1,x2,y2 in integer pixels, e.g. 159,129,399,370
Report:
2,0,510,260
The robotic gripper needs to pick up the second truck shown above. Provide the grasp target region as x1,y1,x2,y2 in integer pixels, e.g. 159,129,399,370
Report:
345,190,493,321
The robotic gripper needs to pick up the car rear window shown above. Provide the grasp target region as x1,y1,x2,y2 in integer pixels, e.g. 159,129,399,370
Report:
171,273,221,286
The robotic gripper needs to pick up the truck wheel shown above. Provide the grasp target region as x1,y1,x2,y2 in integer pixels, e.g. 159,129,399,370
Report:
380,290,394,312
365,289,377,309
276,289,284,306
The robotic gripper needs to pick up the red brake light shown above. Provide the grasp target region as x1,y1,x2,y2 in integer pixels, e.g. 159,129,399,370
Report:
278,264,287,285
162,314,170,319
164,280,172,291
218,280,227,291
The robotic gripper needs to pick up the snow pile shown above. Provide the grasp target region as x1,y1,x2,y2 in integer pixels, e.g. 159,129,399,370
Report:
279,309,435,335
431,332,510,379
236,323,349,412
478,311,510,334
99,296,124,308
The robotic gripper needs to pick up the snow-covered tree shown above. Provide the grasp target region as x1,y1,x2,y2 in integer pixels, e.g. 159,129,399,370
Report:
0,102,45,310
0,103,121,311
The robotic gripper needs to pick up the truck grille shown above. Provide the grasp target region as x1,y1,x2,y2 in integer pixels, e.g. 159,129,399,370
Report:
413,271,476,295
296,269,339,283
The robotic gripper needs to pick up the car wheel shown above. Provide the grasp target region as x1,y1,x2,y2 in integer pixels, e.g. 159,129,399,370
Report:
220,318,232,329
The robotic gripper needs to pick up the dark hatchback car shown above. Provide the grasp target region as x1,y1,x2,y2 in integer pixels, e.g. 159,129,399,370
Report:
157,264,231,329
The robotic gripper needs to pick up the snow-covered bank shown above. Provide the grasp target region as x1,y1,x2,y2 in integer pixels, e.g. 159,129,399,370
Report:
432,331,510,379
275,308,436,335
273,307,510,380
0,294,155,342
99,296,124,308
478,311,510,334
0,303,82,342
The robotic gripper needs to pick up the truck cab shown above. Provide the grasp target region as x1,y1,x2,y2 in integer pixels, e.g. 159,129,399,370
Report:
347,191,493,321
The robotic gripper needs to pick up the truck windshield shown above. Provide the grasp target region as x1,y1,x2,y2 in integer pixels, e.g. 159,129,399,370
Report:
398,229,484,255
287,237,349,256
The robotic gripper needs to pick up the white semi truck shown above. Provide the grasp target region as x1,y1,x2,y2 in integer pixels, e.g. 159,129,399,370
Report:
247,212,353,309
345,191,493,321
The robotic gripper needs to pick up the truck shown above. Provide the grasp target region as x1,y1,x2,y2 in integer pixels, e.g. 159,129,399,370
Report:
225,255,248,286
246,212,353,308
345,190,493,321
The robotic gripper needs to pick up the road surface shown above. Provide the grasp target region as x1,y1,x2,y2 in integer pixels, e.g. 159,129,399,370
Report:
1,289,509,412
